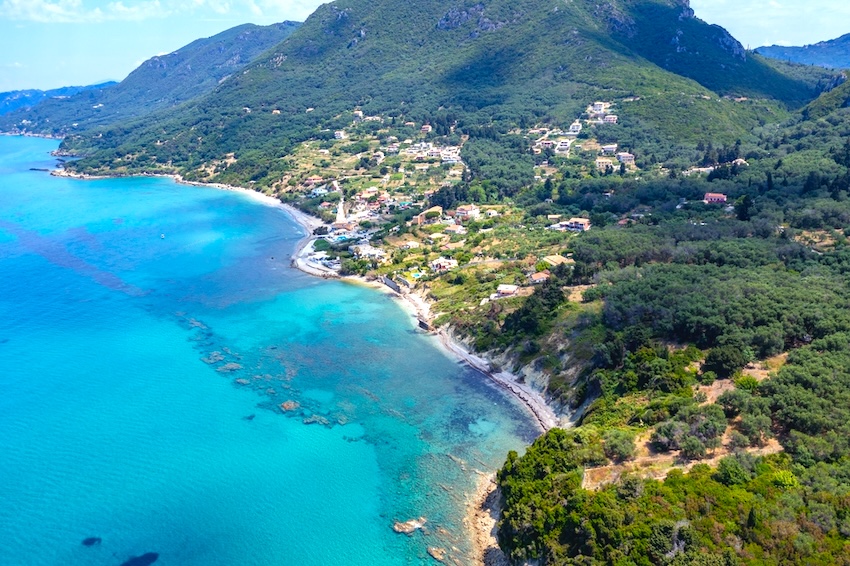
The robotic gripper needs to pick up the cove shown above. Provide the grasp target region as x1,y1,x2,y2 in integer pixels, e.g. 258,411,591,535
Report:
0,136,536,565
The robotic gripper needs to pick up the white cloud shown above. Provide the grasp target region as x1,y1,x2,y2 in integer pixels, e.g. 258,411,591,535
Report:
0,0,322,24
1,0,169,23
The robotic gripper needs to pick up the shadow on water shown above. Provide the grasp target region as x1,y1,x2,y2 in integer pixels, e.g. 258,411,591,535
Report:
119,552,159,566
81,537,101,546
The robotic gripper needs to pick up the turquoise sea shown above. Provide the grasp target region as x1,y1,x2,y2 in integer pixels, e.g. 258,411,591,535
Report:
0,136,536,565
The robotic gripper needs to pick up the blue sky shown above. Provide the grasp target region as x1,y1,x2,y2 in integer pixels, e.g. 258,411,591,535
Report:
1,0,849,92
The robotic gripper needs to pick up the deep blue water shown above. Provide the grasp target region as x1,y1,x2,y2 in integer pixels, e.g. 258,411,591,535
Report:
0,136,536,565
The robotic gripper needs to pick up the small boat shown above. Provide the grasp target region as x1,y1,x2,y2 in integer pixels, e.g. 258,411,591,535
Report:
160,234,165,239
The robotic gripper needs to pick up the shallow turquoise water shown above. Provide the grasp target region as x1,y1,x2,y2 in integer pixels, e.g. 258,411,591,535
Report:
0,136,536,565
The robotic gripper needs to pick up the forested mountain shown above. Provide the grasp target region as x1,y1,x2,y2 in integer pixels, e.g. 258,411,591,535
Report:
24,0,833,187
0,21,300,134
9,2,850,564
0,82,116,116
758,33,850,69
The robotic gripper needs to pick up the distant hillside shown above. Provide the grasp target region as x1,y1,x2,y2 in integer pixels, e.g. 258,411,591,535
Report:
52,0,827,188
0,21,300,133
0,83,116,116
757,33,850,69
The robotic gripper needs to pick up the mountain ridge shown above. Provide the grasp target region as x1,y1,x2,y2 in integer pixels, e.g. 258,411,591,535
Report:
757,33,850,69
0,21,300,135
41,0,828,189
0,82,117,116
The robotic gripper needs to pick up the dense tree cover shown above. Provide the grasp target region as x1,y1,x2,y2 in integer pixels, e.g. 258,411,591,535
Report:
499,335,850,564
491,56,850,566
500,439,850,565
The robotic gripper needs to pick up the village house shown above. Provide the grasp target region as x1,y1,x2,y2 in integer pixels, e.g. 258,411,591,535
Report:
455,204,481,222
595,157,614,171
332,221,357,232
548,217,591,232
319,201,334,210
603,115,619,124
565,217,592,232
704,192,728,204
555,140,572,154
334,130,347,140
430,257,458,272
601,144,618,155
616,152,635,165
568,121,583,135
304,175,324,186
529,270,551,284
352,244,387,262
402,241,421,250
592,101,606,113
496,284,520,297
421,124,433,134
310,186,329,198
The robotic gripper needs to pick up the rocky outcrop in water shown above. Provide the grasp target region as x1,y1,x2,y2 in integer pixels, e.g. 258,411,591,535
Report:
392,517,427,534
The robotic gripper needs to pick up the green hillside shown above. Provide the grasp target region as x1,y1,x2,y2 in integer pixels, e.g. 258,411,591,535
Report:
485,68,850,565
7,2,850,564
55,0,823,186
0,21,299,135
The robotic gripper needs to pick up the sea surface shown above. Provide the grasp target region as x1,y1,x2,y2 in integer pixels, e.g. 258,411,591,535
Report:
0,136,537,566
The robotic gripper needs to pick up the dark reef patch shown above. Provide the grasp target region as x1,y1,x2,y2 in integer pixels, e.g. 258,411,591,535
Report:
119,552,159,566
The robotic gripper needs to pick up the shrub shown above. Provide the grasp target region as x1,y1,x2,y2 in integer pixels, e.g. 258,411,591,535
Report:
603,429,636,462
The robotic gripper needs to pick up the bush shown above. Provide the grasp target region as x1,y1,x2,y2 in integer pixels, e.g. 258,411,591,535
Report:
714,456,751,486
703,345,752,379
698,370,717,386
680,435,707,460
603,429,636,462
734,374,760,392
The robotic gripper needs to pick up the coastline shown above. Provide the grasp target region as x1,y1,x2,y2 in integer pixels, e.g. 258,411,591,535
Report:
49,161,552,564
466,473,510,566
53,168,560,402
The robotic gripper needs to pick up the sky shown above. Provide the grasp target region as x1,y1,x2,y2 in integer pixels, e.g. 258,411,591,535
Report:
1,0,849,92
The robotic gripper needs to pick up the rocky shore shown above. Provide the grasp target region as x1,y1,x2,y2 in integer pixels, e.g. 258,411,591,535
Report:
466,473,510,566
